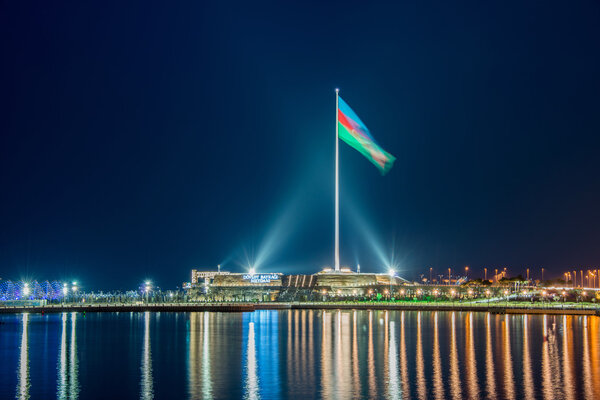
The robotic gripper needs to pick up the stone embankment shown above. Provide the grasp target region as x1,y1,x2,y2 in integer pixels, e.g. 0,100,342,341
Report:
1,302,599,315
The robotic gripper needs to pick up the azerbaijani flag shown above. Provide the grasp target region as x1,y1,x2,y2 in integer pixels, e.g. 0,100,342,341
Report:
338,97,396,175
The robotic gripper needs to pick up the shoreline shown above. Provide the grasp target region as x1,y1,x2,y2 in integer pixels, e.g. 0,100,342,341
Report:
1,302,599,316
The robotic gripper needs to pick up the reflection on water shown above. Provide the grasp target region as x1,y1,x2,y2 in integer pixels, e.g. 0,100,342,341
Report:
56,312,79,400
432,312,443,400
399,311,410,399
244,322,259,400
449,312,462,400
4,310,600,399
416,311,427,400
465,312,478,400
16,313,29,400
522,315,534,400
502,315,515,400
485,313,497,400
140,311,153,400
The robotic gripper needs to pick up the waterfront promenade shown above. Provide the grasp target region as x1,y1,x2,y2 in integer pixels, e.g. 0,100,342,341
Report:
1,301,599,315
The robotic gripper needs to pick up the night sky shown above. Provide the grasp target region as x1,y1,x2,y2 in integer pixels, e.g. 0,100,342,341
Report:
2,1,599,290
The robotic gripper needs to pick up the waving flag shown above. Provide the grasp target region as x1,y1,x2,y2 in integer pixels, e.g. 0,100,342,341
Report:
338,97,396,174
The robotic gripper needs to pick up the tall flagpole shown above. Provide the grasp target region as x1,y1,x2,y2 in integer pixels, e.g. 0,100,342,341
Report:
335,88,340,272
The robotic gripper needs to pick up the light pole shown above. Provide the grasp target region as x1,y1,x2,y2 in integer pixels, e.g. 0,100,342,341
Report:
429,267,433,284
62,284,68,305
465,266,469,281
484,267,487,282
145,281,152,303
388,268,395,299
448,268,451,285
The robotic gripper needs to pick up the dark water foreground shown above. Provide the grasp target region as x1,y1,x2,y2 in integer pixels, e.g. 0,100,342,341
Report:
0,310,599,399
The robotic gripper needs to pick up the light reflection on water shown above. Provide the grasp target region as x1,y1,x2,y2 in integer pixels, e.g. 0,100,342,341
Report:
140,311,153,400
16,313,29,400
3,310,600,399
56,312,79,400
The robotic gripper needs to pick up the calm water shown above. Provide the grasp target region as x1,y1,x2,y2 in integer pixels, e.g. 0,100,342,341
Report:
0,310,599,399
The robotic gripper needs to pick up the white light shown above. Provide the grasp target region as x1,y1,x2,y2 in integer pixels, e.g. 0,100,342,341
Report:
249,268,255,275
145,281,151,285
388,268,395,277
63,287,68,295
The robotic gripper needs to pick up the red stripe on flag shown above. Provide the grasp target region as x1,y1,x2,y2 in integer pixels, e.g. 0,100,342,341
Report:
338,110,370,141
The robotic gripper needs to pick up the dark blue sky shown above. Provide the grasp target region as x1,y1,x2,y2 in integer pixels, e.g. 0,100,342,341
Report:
1,1,599,289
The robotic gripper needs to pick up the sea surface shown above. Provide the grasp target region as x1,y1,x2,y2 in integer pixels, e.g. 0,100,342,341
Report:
0,310,599,399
